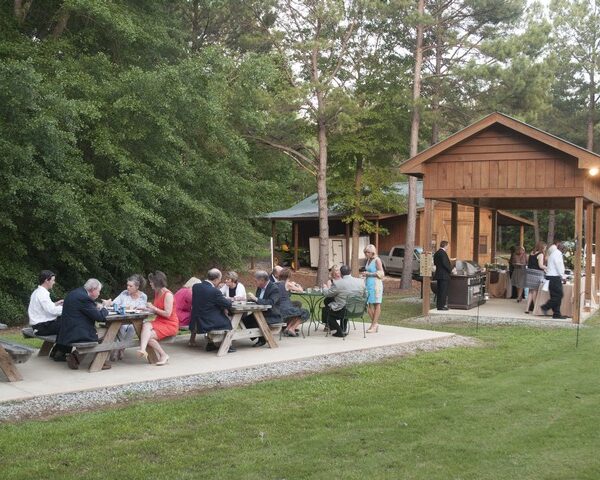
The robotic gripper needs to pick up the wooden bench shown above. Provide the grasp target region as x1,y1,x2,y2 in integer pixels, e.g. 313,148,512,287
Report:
22,327,58,356
207,322,285,344
0,339,35,382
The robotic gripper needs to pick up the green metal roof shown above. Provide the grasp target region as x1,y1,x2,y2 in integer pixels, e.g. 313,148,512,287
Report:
261,181,424,220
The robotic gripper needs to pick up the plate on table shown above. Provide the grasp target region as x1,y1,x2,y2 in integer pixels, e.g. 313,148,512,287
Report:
125,309,140,314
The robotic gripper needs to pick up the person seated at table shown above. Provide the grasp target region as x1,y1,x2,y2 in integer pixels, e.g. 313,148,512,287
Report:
524,241,547,314
323,265,342,289
110,274,148,361
56,279,111,370
245,270,282,347
190,268,234,352
321,265,365,338
269,265,283,283
219,271,247,300
28,270,64,338
174,276,201,334
137,271,178,366
277,268,309,337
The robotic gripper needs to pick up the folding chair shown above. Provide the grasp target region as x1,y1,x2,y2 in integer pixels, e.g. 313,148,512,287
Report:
340,295,368,339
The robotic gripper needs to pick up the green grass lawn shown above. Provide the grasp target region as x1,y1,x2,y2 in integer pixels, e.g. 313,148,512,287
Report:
1,297,599,479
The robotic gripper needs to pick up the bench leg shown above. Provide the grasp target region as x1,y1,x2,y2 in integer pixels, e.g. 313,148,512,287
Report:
217,313,242,357
254,311,278,349
0,344,23,382
38,340,54,357
89,322,120,372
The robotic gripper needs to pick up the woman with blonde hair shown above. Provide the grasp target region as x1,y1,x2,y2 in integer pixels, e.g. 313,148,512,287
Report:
363,244,384,333
324,264,342,289
524,241,547,314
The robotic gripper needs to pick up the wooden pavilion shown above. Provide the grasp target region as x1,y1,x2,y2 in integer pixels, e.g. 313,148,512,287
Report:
400,112,600,323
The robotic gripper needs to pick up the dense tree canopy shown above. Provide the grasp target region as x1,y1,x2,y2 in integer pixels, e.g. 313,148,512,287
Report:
1,0,599,321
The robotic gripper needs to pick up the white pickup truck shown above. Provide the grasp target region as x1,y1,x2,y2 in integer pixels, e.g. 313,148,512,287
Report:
381,245,424,275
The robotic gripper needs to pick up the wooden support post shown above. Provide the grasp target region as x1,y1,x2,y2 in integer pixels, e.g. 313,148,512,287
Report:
573,197,584,324
375,219,380,252
450,202,458,259
595,207,600,303
345,222,350,266
422,199,434,315
519,225,524,248
584,204,593,311
472,205,480,263
268,220,276,271
491,210,498,264
293,222,299,270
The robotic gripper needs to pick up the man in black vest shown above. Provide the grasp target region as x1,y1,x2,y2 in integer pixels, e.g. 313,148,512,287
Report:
433,240,453,310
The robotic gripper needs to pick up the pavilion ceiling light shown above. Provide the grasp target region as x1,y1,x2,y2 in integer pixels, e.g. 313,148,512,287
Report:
590,167,599,176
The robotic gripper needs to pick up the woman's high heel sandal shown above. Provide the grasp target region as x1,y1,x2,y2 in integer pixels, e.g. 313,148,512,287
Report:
136,350,148,359
366,325,379,333
156,355,169,366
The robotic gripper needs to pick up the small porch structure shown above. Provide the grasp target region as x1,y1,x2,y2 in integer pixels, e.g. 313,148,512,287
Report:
262,183,532,269
400,112,600,323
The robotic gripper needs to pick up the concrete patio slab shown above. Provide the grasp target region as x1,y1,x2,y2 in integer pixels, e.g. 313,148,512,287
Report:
0,324,454,403
428,297,597,324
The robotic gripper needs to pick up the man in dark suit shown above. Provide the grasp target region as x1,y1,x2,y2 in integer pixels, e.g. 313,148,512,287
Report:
246,270,282,347
56,278,110,369
433,240,453,310
190,268,234,352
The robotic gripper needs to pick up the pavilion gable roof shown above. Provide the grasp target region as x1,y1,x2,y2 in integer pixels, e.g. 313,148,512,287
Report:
399,112,600,177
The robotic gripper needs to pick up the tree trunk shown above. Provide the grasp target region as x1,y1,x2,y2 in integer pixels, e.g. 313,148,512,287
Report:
50,9,70,39
311,18,330,287
547,209,556,244
588,61,596,151
351,157,364,276
401,0,425,290
431,24,443,145
190,0,201,52
316,108,330,286
14,0,33,24
533,210,540,244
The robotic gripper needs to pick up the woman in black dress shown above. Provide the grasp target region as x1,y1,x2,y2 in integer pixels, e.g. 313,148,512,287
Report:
524,241,547,313
277,268,309,337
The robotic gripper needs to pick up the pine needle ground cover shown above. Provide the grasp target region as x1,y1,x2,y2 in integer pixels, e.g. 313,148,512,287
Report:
1,298,598,479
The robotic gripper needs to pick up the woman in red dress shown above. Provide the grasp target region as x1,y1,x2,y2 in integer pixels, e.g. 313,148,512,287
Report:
138,271,178,365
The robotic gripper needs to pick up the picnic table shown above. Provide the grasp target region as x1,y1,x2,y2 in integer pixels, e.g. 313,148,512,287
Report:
0,323,36,382
291,290,325,334
207,302,278,356
79,311,152,372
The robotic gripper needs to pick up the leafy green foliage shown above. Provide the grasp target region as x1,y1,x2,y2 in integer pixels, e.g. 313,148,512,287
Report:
0,2,305,324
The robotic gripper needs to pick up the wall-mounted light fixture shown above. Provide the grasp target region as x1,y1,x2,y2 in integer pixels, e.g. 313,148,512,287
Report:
590,167,599,176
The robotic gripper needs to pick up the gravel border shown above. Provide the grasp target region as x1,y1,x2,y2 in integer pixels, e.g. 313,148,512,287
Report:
0,334,476,423
407,314,586,329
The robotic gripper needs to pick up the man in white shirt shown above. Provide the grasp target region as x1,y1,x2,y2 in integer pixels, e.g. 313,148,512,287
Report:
28,270,64,335
541,240,567,319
